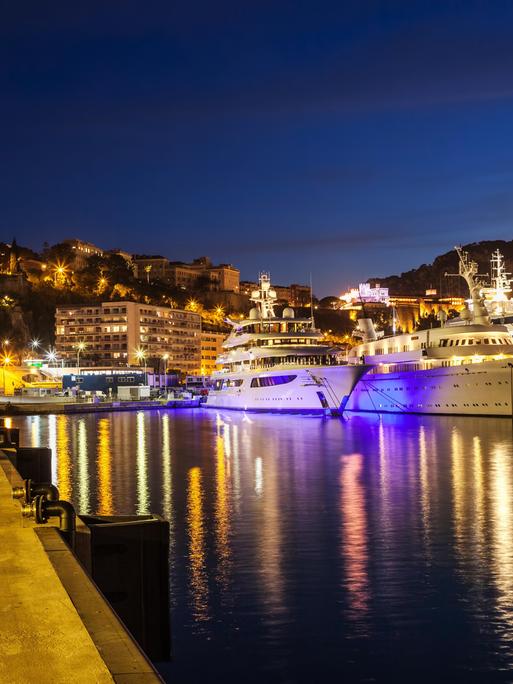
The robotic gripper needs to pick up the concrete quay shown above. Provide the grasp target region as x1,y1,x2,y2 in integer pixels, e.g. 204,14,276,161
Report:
0,453,164,683
0,396,201,416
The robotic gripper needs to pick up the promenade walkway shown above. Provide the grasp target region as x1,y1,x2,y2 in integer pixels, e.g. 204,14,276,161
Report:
0,453,163,683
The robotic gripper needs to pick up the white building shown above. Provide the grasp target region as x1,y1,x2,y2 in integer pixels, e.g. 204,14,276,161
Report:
55,301,201,374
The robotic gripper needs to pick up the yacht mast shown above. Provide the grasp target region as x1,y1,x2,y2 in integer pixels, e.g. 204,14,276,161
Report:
454,246,490,325
251,273,277,320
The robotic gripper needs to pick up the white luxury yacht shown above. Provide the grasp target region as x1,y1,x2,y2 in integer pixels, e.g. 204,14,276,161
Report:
345,247,513,416
205,274,368,415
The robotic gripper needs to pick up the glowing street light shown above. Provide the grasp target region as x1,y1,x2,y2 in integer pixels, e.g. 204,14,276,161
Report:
135,348,147,385
76,341,86,375
46,349,57,367
30,338,41,352
186,298,199,312
52,261,69,287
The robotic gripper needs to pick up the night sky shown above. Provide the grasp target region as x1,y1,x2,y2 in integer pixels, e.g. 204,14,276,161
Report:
3,1,513,296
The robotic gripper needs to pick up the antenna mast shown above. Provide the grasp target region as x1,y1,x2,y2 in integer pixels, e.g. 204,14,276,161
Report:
446,246,490,325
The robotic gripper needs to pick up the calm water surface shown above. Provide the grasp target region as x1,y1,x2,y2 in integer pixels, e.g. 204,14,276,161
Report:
12,410,513,683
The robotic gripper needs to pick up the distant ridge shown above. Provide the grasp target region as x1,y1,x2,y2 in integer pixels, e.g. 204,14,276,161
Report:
367,240,513,297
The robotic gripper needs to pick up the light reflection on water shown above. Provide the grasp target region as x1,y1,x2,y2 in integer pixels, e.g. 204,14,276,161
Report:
13,410,513,683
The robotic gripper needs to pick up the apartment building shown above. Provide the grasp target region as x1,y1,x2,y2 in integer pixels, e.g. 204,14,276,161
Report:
133,257,170,281
62,239,104,269
200,329,226,375
55,301,201,374
133,255,240,292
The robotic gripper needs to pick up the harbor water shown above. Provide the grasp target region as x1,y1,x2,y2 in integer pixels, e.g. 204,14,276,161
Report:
13,409,513,683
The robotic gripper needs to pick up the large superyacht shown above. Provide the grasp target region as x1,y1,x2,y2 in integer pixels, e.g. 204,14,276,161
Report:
345,247,513,416
205,274,367,414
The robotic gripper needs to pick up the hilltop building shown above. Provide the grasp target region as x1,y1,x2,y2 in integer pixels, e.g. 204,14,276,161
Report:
133,255,240,292
339,284,466,333
55,301,201,374
62,239,104,269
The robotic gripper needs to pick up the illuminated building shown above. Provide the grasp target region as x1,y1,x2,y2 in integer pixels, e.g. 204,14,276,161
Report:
62,239,104,269
200,329,226,375
340,283,390,305
133,255,240,292
55,301,201,373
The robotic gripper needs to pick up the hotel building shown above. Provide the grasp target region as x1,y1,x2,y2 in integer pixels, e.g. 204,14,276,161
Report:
55,301,201,374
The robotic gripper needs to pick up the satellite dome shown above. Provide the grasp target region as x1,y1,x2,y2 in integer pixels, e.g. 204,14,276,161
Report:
249,307,259,320
282,307,295,319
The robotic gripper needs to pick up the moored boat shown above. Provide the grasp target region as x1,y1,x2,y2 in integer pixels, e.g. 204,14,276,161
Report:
346,247,513,416
205,273,367,415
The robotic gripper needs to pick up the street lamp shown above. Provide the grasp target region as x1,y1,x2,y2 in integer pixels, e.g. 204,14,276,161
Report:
2,354,11,395
76,341,86,375
30,338,40,353
135,348,147,385
162,353,169,388
46,349,57,367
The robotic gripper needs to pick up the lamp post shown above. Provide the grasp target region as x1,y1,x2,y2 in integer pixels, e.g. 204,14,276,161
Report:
76,341,86,375
508,362,513,420
162,353,169,389
2,355,11,395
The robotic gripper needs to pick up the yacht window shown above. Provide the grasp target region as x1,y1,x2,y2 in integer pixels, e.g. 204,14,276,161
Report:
455,340,460,346
491,338,498,344
484,339,489,344
224,379,243,388
250,374,297,388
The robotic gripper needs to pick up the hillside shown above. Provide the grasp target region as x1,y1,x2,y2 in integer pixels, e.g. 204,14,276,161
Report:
368,240,513,296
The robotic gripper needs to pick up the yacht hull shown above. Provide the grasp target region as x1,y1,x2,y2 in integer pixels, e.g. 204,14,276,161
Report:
345,360,513,416
205,365,367,415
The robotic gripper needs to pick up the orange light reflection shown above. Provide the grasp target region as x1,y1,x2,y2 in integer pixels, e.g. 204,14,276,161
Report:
340,453,369,622
97,417,113,515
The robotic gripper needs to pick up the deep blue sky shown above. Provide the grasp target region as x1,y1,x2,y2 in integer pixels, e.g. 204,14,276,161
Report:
2,1,513,295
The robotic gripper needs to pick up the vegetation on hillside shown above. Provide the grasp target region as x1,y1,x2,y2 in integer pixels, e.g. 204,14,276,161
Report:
368,240,513,296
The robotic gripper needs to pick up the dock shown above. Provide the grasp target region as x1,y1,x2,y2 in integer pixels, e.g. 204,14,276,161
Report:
0,451,164,682
0,396,202,416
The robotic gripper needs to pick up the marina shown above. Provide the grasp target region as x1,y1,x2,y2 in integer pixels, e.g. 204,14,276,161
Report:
5,3,513,681
9,408,513,683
